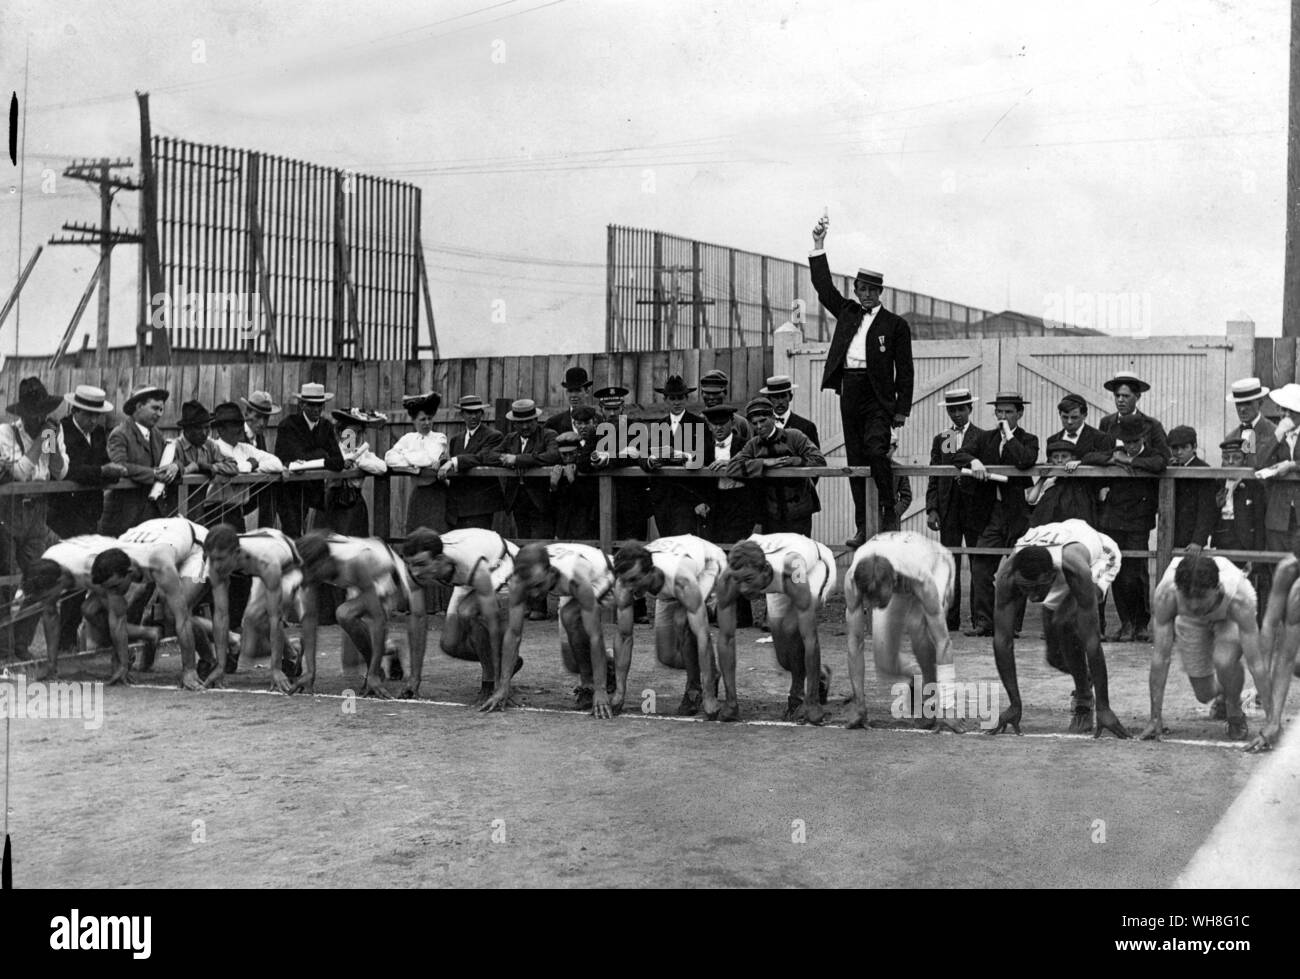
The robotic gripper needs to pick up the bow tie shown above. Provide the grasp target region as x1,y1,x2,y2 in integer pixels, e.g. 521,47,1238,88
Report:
1241,422,1253,430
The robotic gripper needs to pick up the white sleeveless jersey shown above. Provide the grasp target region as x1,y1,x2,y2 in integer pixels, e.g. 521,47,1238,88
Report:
647,535,727,598
41,536,121,587
1160,557,1250,625
118,518,208,580
746,533,837,602
545,542,615,605
442,528,518,592
849,532,955,609
1013,519,1121,606
236,528,299,573
322,534,413,607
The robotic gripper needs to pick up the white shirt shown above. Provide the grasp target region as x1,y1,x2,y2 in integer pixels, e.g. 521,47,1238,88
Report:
669,411,685,437
846,305,880,367
0,418,69,482
136,422,153,442
385,430,449,469
214,437,285,474
776,410,792,429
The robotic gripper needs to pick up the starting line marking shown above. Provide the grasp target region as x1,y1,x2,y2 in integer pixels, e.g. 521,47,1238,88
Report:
122,682,1258,752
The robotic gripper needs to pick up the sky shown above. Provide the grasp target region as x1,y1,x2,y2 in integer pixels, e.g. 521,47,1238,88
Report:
0,0,1289,360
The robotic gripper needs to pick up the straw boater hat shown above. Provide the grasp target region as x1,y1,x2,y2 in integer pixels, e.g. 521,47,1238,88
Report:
1103,371,1151,394
1226,377,1270,404
64,384,114,414
291,382,334,404
759,375,798,396
505,398,540,421
240,391,282,416
457,394,486,412
942,388,976,408
122,384,170,416
854,268,885,288
990,390,1030,409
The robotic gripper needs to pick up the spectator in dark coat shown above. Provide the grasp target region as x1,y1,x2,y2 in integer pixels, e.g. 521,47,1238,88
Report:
645,375,709,536
545,366,593,437
438,395,506,530
1168,426,1218,553
726,398,825,535
1098,412,1167,642
274,382,345,537
1213,436,1268,621
1224,377,1278,470
955,391,1039,636
1028,440,1098,527
490,398,560,619
241,390,281,529
552,409,601,539
698,370,752,445
925,387,989,632
50,385,124,538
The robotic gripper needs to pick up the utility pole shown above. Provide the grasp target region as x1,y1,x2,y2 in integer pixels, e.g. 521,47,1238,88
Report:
1286,0,1300,336
50,159,141,367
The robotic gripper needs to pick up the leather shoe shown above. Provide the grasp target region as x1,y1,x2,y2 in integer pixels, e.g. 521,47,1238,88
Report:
963,621,993,638
844,529,867,548
1105,624,1134,643
1132,627,1151,643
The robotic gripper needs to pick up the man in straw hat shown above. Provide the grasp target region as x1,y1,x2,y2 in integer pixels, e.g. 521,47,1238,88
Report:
49,385,125,540
1224,376,1277,469
241,390,282,529
0,377,71,659
954,391,1039,637
438,394,505,531
100,383,176,537
274,382,345,538
925,387,988,633
809,212,914,543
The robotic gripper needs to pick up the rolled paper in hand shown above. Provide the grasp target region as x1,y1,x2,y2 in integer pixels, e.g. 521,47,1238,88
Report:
1255,463,1290,480
149,439,178,501
287,459,326,472
961,468,1009,483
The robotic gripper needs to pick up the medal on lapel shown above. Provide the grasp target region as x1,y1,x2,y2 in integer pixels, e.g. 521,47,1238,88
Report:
878,336,886,353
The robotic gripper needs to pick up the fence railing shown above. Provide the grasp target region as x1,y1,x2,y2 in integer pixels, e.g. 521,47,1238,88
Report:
0,464,1289,584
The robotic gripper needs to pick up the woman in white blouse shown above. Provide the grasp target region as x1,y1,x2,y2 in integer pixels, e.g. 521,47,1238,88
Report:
385,392,448,533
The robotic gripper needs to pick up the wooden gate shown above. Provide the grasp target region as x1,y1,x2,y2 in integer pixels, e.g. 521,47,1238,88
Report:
778,321,1252,546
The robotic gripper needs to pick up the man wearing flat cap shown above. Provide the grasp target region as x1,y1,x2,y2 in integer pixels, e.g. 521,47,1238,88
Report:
1027,440,1099,527
726,398,825,535
925,388,989,632
699,370,751,445
101,384,177,537
546,366,594,437
953,391,1039,636
809,213,913,543
1168,426,1218,555
274,382,346,538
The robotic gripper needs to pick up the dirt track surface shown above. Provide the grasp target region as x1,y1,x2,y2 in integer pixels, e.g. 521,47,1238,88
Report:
6,601,1281,888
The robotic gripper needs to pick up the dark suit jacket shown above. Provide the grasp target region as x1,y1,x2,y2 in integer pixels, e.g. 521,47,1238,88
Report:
781,412,820,447
274,413,345,512
1225,416,1278,471
926,423,989,528
1048,424,1116,467
489,427,561,512
545,410,579,436
1263,435,1300,533
1172,456,1218,548
100,420,166,536
447,425,506,520
1213,478,1266,552
953,426,1039,520
51,416,109,537
810,253,914,413
1099,434,1166,534
1029,477,1100,528
726,428,825,523
1098,410,1171,464
647,410,711,513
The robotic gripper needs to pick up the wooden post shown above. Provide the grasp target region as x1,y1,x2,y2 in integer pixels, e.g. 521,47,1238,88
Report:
97,162,113,367
0,245,42,332
1155,474,1175,590
605,225,616,351
136,92,170,364
599,474,613,554
652,231,664,351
